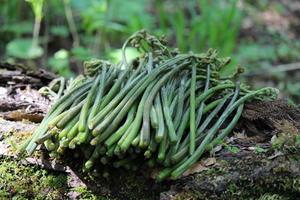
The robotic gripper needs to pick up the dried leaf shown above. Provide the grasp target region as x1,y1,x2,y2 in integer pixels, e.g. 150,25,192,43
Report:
225,131,250,144
148,167,164,179
271,133,298,146
270,119,300,146
212,144,222,153
149,161,211,180
202,157,216,166
247,147,256,151
0,110,45,123
180,161,209,177
238,136,265,142
273,119,299,135
268,151,284,159
233,130,247,139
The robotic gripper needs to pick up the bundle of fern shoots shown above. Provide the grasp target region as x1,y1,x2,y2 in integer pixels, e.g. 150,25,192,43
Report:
17,29,279,181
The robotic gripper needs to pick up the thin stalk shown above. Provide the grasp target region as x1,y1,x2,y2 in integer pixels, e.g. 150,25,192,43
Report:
104,102,137,149
161,87,177,145
171,87,274,178
17,81,93,155
189,60,197,155
142,60,191,147
88,63,107,121
154,91,165,142
78,75,101,132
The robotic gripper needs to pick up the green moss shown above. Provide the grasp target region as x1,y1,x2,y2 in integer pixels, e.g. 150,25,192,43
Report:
203,167,229,176
0,157,107,199
0,158,64,199
171,175,300,200
167,148,300,200
70,186,107,200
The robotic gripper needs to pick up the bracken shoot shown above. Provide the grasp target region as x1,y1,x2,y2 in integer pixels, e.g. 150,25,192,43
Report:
17,29,279,181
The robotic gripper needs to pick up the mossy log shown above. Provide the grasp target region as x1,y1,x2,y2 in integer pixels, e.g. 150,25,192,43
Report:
1,101,300,199
1,65,300,199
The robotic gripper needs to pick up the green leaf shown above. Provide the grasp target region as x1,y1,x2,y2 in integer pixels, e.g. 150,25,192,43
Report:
48,49,74,78
6,38,43,59
71,46,94,61
255,147,265,152
25,0,44,20
296,135,300,144
287,99,297,108
2,22,33,35
277,43,290,58
107,47,140,64
50,26,70,38
227,146,239,153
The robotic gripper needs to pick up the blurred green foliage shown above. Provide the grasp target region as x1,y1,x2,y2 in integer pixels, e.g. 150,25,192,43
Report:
0,0,243,77
1,0,300,102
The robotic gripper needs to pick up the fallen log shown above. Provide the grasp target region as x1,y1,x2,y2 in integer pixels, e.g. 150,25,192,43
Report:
1,63,300,199
1,115,300,199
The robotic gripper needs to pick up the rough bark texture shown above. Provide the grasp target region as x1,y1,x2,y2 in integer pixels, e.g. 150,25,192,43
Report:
0,63,55,122
159,145,300,199
0,62,59,85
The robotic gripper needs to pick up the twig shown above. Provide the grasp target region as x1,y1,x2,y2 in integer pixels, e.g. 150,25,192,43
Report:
245,62,300,76
63,0,80,47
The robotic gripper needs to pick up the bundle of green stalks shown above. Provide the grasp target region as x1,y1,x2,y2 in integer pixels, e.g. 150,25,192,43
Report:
17,29,279,181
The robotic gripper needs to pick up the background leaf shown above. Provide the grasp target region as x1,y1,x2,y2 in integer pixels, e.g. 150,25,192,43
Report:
6,38,43,59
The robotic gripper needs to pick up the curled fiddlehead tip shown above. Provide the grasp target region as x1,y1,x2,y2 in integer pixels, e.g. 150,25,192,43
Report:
83,59,111,77
231,65,246,79
254,87,280,101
